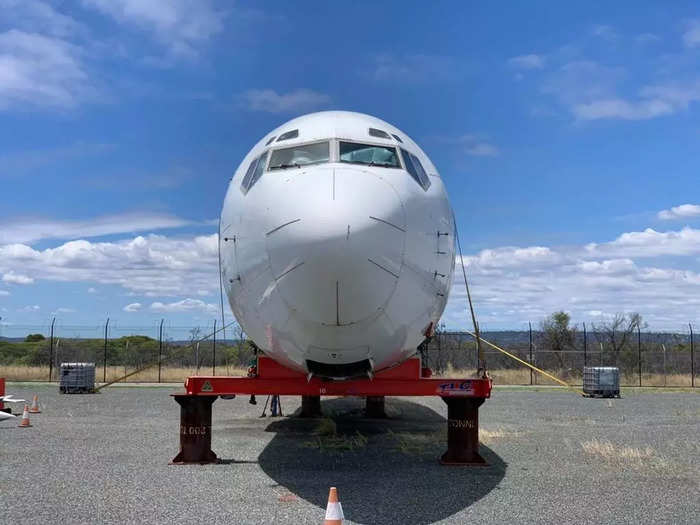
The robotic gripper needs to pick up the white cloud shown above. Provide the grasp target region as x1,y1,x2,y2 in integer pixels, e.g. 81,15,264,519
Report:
465,143,500,157
507,54,545,70
439,134,500,158
372,53,459,83
123,302,142,312
87,287,97,293
82,0,224,59
150,298,217,314
2,271,34,284
540,59,700,121
0,1,83,38
683,19,700,48
0,142,113,178
240,89,332,114
55,307,75,313
0,212,195,244
658,204,700,220
18,305,40,312
0,29,95,110
0,233,218,297
0,290,9,296
585,227,700,258
591,24,618,40
636,33,660,44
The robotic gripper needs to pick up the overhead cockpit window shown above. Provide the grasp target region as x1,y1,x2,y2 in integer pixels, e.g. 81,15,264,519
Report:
277,129,299,141
392,134,403,143
368,128,391,139
400,148,431,191
240,151,269,193
265,136,276,145
339,142,400,168
269,141,329,170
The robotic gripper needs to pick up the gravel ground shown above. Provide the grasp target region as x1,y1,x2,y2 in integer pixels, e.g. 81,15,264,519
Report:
0,384,698,524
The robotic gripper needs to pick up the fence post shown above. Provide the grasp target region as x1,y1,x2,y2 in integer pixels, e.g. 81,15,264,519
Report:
690,323,695,388
528,322,533,385
212,319,217,376
158,318,164,383
102,318,109,383
583,322,587,368
48,317,55,382
637,325,642,387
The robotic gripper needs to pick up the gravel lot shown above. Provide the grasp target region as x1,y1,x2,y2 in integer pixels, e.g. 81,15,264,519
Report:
0,384,698,524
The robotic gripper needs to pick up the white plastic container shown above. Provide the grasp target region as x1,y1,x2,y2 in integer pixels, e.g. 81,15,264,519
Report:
583,366,620,398
59,362,96,394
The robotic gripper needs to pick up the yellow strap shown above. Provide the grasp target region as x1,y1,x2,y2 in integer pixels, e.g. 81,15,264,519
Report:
464,329,584,395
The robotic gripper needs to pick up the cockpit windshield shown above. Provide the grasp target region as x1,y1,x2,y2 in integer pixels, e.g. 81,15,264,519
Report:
339,142,400,168
269,141,329,170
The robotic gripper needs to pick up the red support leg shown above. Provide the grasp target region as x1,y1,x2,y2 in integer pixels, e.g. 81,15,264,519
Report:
440,397,487,466
171,395,218,464
365,396,387,418
299,395,322,418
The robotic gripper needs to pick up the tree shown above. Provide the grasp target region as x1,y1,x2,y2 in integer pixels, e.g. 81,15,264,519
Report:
540,311,576,369
25,333,45,342
593,313,645,365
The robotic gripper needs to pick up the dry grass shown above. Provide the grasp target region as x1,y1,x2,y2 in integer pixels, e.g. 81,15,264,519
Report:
1,365,695,387
0,365,247,383
581,439,656,465
390,426,518,454
303,418,368,452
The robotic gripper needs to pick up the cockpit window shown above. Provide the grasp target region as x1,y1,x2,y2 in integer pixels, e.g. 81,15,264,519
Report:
400,148,431,191
240,151,269,193
392,134,403,143
265,136,276,145
339,142,400,168
368,128,391,139
269,141,329,170
277,129,299,141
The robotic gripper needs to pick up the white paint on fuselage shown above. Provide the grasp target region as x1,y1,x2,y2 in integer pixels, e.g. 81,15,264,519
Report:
220,111,455,377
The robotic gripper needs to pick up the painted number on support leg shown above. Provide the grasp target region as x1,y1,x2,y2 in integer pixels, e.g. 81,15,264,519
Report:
180,425,208,436
448,419,475,429
437,380,474,395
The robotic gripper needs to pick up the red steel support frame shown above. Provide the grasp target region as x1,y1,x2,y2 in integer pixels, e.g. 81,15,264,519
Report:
172,357,492,465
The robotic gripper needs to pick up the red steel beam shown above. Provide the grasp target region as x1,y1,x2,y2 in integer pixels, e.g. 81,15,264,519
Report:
182,357,492,398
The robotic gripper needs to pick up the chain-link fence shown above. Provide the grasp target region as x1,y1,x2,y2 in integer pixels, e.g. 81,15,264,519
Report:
423,328,697,387
0,320,696,386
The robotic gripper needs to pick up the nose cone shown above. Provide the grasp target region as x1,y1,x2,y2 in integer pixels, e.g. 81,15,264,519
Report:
266,167,405,326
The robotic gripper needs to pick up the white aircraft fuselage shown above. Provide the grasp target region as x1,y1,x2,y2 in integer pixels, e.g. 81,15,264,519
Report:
220,111,455,379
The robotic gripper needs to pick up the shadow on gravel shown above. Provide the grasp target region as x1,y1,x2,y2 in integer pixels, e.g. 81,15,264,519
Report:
258,397,506,525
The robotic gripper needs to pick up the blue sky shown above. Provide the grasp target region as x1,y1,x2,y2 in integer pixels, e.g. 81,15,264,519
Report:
1,1,699,336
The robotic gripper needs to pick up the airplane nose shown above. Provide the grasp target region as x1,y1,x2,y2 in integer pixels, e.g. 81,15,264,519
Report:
266,167,406,326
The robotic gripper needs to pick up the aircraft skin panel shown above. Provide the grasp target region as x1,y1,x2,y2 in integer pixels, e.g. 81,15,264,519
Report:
221,111,456,376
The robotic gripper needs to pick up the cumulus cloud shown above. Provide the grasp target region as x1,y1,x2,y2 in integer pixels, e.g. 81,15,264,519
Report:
0,29,96,110
81,0,224,59
0,212,196,245
540,59,700,121
240,89,332,114
0,290,9,296
2,271,34,284
683,19,700,48
658,204,700,220
0,233,218,297
87,287,97,293
18,305,40,312
439,134,500,157
585,227,700,258
150,298,217,314
123,302,142,312
372,53,460,83
0,0,84,38
507,54,545,70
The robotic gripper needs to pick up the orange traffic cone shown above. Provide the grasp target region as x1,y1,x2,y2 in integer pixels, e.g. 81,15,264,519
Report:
18,404,32,428
28,394,41,414
323,487,344,524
